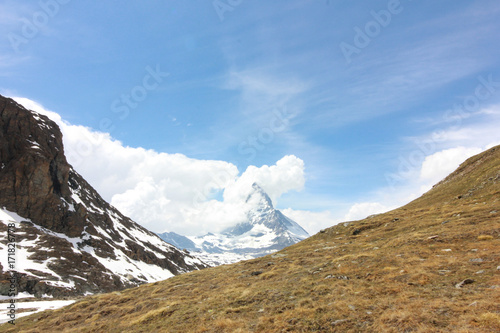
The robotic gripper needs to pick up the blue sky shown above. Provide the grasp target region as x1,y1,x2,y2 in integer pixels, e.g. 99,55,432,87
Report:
2,0,500,235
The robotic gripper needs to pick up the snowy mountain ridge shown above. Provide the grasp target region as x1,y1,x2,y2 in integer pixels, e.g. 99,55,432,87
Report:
159,183,309,266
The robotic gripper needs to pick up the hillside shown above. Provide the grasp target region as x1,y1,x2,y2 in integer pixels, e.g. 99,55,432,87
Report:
2,146,499,332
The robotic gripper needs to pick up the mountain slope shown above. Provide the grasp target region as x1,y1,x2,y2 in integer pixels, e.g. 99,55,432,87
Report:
3,146,499,331
0,95,206,297
159,183,309,265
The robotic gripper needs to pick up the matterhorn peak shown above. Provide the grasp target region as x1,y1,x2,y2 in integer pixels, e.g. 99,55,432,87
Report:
245,182,274,210
159,183,310,266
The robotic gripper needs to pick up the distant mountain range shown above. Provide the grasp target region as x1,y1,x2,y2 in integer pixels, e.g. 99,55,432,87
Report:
159,183,310,266
0,95,207,297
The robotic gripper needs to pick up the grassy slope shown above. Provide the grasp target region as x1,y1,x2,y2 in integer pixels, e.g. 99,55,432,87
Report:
2,146,500,333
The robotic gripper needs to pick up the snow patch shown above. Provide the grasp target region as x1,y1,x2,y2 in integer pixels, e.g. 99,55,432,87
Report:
0,299,76,324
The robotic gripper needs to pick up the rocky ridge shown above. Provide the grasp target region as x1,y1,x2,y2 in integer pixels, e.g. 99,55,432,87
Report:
0,95,206,297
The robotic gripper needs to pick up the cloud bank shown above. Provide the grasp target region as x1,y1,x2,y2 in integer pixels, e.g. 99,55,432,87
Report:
10,98,500,236
13,97,306,236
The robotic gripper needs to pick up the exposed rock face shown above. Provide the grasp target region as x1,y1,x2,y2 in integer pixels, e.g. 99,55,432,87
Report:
0,95,207,297
0,98,74,234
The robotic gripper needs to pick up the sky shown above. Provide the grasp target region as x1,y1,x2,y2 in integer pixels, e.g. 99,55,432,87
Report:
1,0,500,236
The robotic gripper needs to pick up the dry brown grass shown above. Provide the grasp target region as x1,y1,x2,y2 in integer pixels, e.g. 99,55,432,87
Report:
2,146,500,332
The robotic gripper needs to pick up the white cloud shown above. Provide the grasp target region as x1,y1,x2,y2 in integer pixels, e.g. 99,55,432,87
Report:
12,97,305,236
419,146,482,187
282,209,340,235
223,155,305,205
344,202,394,222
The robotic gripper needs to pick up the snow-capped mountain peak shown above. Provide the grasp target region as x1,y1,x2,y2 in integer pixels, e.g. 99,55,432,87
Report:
226,182,309,239
246,183,274,209
159,182,310,266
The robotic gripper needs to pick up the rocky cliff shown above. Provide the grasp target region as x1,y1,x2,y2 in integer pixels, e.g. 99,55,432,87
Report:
0,95,206,297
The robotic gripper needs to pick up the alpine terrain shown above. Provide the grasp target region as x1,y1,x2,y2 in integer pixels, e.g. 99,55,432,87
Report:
0,95,207,298
5,145,499,332
159,183,310,266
